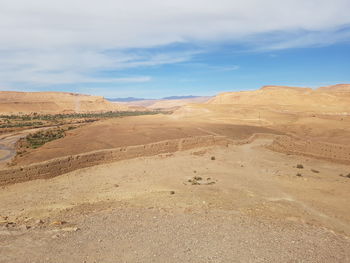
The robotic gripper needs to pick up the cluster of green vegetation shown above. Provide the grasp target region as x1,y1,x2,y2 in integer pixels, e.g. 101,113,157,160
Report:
0,110,165,121
0,121,44,129
0,111,169,132
26,129,65,149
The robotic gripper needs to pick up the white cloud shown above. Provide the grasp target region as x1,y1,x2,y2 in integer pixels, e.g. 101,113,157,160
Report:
0,0,349,88
0,49,194,86
1,0,349,49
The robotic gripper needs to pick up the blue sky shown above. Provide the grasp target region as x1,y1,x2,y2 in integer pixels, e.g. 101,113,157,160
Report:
1,0,350,98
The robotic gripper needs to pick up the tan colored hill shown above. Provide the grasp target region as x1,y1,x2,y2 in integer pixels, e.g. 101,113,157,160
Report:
0,91,129,114
317,84,350,92
207,85,350,114
174,84,350,146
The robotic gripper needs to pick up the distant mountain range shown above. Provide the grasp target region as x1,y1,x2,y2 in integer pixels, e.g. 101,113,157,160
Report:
107,95,202,102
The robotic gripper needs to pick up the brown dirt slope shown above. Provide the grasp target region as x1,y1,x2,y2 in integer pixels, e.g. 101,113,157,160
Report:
0,91,129,114
13,114,280,165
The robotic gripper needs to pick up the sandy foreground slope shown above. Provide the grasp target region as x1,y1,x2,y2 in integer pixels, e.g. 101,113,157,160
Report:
1,139,349,262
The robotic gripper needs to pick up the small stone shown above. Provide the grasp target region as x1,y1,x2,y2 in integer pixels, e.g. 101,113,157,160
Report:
19,225,31,230
36,219,44,224
211,156,216,160
51,220,67,226
170,191,175,195
62,227,80,232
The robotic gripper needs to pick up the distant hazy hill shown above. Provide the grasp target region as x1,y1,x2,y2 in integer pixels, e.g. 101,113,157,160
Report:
109,96,212,110
107,97,147,102
107,95,202,102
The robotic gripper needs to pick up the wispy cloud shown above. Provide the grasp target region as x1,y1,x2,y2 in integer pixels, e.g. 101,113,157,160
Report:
0,49,196,86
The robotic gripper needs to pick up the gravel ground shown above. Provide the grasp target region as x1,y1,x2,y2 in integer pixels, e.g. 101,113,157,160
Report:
1,207,349,263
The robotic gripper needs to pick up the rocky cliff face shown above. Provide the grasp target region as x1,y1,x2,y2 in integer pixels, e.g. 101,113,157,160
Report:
0,91,129,114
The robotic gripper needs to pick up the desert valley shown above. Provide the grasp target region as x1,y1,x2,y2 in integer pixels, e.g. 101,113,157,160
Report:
0,84,349,262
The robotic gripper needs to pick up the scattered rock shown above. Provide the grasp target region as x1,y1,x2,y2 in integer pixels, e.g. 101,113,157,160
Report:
211,156,216,160
191,180,200,185
61,227,80,232
296,164,304,169
24,217,33,223
187,176,216,185
311,169,319,173
296,173,302,177
170,191,175,195
36,219,44,225
51,220,67,226
0,220,8,225
5,222,16,228
19,225,31,231
191,150,206,156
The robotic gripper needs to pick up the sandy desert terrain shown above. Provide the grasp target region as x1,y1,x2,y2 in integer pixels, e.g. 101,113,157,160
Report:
0,85,350,262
